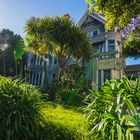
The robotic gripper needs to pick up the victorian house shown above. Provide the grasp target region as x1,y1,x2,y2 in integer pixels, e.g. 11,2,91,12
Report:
26,11,124,89
78,12,124,89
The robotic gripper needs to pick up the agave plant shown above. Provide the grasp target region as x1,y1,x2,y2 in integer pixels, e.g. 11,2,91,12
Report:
85,77,140,140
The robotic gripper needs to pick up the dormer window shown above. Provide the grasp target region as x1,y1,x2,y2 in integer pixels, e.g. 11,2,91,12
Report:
87,29,100,38
93,29,99,37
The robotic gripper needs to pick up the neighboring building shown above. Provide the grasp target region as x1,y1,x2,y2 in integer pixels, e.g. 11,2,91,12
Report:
125,64,140,79
26,12,124,89
26,52,76,87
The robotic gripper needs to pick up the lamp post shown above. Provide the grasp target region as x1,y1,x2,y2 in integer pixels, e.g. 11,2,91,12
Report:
1,44,8,76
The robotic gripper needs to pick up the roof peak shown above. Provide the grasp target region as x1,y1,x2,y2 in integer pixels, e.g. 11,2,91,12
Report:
78,11,106,26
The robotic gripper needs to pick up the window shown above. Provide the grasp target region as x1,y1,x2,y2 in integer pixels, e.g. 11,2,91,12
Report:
108,40,115,52
87,29,100,38
99,43,106,59
39,73,42,86
36,74,39,86
98,70,101,84
31,58,34,64
93,29,99,37
40,58,43,65
98,70,111,84
104,70,111,82
87,31,93,38
99,43,105,53
54,58,58,65
108,40,115,58
99,27,104,34
33,74,35,85
52,73,57,81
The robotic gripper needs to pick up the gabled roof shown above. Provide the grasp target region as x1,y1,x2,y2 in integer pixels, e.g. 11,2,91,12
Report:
78,11,106,26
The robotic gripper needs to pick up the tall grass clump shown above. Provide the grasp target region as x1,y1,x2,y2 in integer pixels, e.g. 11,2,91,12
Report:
0,76,45,140
85,77,140,140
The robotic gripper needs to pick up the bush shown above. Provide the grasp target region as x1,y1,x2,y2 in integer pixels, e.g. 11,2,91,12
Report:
41,103,90,140
55,64,89,106
45,64,89,106
85,77,140,139
0,76,45,140
55,75,89,106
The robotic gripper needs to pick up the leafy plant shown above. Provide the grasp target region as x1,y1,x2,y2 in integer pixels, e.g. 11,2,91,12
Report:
85,77,140,140
54,64,89,106
55,75,88,106
45,64,89,106
0,76,45,140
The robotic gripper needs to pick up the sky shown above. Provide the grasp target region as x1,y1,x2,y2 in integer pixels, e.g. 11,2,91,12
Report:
0,0,139,65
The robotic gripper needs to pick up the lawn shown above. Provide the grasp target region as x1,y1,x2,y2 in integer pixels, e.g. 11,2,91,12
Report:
41,103,90,140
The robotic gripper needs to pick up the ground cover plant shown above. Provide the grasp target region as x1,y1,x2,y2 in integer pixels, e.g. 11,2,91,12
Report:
85,77,140,140
41,103,90,140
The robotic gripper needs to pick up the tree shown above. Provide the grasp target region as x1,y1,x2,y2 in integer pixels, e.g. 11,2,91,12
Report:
0,29,26,77
86,0,140,58
123,17,140,58
25,15,91,78
86,0,140,29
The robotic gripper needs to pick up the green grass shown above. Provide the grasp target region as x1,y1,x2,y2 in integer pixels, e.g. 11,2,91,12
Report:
41,102,90,140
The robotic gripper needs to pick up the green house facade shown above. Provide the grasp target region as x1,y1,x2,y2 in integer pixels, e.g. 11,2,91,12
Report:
79,12,124,89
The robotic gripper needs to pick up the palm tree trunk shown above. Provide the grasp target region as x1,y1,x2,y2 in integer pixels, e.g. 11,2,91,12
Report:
58,56,68,79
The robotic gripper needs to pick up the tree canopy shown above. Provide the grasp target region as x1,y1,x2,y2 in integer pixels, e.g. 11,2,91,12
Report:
0,29,25,76
86,0,140,58
86,0,140,29
25,15,91,76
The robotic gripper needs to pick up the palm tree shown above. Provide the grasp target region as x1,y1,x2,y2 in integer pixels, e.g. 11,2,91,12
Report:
25,15,91,78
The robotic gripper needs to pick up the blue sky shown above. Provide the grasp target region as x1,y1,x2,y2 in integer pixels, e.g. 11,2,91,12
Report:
0,0,139,65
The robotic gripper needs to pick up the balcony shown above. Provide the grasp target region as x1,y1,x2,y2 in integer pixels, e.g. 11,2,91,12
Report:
91,51,124,70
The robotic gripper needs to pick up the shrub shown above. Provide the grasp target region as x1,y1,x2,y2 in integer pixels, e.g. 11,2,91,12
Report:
85,77,140,139
55,75,89,106
0,76,45,140
55,64,89,106
41,103,90,140
46,64,89,106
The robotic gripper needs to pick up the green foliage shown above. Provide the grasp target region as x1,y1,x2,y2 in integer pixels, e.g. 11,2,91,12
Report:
25,15,91,59
0,76,90,140
41,103,90,140
123,29,140,58
86,0,140,29
14,38,26,60
85,77,140,139
55,75,89,106
85,0,140,58
25,15,91,77
46,64,89,106
0,76,46,140
0,29,23,76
